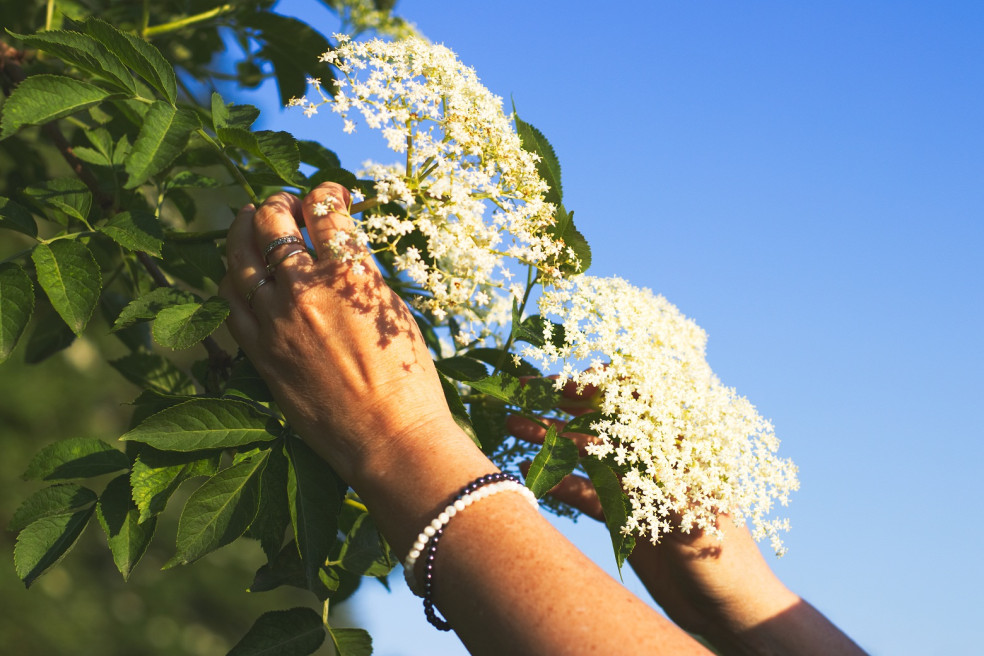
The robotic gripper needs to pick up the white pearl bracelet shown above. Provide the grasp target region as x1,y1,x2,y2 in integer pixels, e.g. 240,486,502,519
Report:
403,479,539,596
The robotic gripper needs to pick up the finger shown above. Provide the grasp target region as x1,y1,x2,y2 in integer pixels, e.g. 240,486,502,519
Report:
251,192,314,281
225,205,275,305
302,183,381,277
219,275,258,347
519,463,604,522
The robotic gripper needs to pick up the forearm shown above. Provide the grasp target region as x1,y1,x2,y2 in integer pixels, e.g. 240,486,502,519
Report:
347,421,711,655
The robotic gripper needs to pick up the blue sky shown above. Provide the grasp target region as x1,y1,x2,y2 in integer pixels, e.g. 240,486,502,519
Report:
254,2,984,653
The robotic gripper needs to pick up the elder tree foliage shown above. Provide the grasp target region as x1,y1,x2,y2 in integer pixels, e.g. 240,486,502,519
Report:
0,2,603,654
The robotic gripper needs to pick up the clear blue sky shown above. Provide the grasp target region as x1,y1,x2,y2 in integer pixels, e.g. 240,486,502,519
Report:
253,2,984,654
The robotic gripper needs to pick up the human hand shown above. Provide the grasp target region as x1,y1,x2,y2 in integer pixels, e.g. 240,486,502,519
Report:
220,183,470,487
507,381,799,641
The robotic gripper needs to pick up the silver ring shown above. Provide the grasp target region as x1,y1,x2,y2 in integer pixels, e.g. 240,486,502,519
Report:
245,275,274,308
266,247,308,274
263,235,304,260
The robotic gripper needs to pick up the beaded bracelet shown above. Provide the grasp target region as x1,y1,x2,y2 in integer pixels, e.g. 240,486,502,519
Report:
402,473,539,630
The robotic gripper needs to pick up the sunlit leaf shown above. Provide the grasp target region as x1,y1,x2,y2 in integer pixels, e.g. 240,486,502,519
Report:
524,424,579,498
165,450,269,566
121,397,281,452
0,75,112,140
82,18,177,103
338,512,394,577
125,102,201,188
31,240,101,336
23,437,130,481
100,211,163,255
96,474,156,580
326,626,372,656
435,356,489,381
152,296,229,349
581,457,635,574
11,29,136,94
130,449,220,523
112,287,197,331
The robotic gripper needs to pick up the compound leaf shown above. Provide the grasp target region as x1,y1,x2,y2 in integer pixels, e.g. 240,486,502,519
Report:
152,296,229,350
0,74,112,140
8,484,96,532
14,506,93,587
96,474,156,580
524,424,579,498
125,102,201,188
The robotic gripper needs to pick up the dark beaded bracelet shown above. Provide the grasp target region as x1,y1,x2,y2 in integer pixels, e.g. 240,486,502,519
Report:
418,472,524,631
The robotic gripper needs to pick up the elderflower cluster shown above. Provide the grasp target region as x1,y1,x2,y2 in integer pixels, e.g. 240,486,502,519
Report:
291,36,574,319
521,275,799,554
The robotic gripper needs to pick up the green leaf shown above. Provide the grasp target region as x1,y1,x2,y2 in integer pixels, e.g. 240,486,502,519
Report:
580,457,635,574
246,443,291,561
439,373,480,448
23,303,75,363
82,18,177,103
112,287,197,331
11,29,136,94
125,101,201,188
121,397,281,452
96,474,156,580
13,506,93,587
0,74,112,140
524,424,580,498
338,512,394,577
240,12,336,107
249,541,308,593
162,240,226,286
109,352,196,395
218,126,301,185
130,449,220,523
297,140,340,170
23,437,129,481
32,240,102,336
514,314,565,350
286,438,343,594
100,210,164,255
465,347,540,378
211,92,260,131
166,450,269,566
562,411,603,436
465,372,559,412
0,196,38,237
557,210,592,274
228,607,325,656
469,396,509,454
435,356,489,381
225,356,274,402
0,263,35,363
165,171,222,190
24,177,92,222
326,626,372,656
513,109,563,205
8,484,96,532
152,296,229,349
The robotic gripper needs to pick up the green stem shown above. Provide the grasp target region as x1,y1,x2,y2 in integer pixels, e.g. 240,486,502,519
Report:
195,129,260,206
140,0,150,35
349,198,379,215
493,264,537,376
163,228,229,243
45,0,54,30
143,5,234,38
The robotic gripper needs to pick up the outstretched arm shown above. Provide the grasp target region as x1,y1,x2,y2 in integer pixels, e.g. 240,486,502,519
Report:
508,387,867,656
220,183,711,656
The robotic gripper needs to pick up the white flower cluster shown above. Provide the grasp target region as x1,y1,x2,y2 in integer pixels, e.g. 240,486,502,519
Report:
291,36,574,319
522,275,800,554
